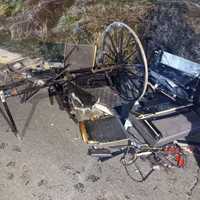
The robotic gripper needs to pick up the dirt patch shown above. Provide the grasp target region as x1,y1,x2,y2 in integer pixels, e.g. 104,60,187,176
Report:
86,174,100,182
0,142,8,150
38,179,48,187
12,145,21,152
7,172,14,180
74,182,85,193
6,161,16,167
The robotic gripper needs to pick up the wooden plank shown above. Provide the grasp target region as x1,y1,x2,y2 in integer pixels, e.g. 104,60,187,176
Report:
0,49,22,66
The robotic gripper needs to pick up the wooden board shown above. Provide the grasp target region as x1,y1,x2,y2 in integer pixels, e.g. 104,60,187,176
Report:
64,44,96,71
0,49,22,66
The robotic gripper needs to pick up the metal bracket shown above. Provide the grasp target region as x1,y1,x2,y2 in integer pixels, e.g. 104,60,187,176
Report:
0,90,19,136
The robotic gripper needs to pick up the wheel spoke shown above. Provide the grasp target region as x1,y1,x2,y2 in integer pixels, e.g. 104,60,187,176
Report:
104,41,116,58
119,27,124,56
127,78,140,91
121,82,136,100
113,27,119,50
104,52,115,63
107,32,118,56
120,83,129,98
133,54,142,64
124,33,133,50
124,48,137,63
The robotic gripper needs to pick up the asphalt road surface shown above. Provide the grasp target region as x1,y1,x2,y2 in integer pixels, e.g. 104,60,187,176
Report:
0,48,200,200
0,91,200,200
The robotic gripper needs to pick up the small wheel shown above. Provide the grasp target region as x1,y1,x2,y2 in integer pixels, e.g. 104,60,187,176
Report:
96,22,148,102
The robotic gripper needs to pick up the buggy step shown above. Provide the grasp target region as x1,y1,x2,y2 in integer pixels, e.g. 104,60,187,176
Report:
79,116,129,147
128,108,200,147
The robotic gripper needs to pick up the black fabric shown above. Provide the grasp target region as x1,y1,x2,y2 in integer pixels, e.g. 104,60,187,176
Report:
85,116,127,143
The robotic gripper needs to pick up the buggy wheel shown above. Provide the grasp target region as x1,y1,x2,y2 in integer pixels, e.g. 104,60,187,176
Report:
96,22,148,102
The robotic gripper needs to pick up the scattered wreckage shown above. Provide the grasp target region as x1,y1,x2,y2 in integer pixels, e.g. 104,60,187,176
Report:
0,22,200,181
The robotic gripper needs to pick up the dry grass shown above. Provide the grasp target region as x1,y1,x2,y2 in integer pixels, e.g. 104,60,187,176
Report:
81,2,153,36
1,0,154,42
7,0,74,40
51,1,154,43
184,2,200,34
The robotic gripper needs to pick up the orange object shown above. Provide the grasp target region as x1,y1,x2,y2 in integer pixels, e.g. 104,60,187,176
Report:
11,88,18,96
79,121,89,144
175,153,185,168
178,156,185,168
175,153,181,161
164,145,180,154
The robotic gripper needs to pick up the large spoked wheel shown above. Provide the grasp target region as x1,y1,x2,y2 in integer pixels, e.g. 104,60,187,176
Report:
96,22,148,102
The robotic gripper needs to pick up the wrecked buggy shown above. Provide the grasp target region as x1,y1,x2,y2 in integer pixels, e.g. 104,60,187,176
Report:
0,22,200,177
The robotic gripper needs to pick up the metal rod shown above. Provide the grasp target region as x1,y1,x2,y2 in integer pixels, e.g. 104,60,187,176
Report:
2,101,18,133
137,104,193,120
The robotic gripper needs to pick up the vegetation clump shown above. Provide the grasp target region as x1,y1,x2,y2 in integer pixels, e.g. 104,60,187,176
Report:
0,0,199,63
0,0,154,42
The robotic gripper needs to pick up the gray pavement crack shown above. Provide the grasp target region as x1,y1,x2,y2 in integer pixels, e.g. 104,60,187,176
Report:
186,168,200,199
